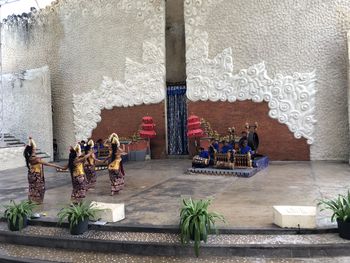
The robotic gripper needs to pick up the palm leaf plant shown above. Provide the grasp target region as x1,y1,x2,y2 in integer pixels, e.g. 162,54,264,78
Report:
4,200,36,231
180,198,225,257
318,191,350,222
318,191,350,239
57,201,99,235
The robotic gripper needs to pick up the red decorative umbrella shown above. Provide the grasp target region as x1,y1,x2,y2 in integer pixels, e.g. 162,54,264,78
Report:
142,116,154,124
139,116,156,159
188,115,200,123
187,115,203,138
187,115,203,152
141,123,156,131
187,129,204,138
140,130,156,138
187,121,201,130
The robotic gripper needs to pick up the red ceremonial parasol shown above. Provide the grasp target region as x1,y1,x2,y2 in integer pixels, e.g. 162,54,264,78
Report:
187,115,203,152
139,116,156,158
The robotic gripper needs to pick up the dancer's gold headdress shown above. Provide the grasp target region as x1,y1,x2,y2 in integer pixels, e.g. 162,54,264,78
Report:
28,137,37,149
74,143,82,156
109,133,120,147
87,138,94,148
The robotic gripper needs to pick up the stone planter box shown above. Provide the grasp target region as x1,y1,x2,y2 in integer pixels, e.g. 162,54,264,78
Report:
128,150,146,161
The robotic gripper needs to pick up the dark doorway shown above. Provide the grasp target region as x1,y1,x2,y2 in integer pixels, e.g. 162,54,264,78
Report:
167,84,188,155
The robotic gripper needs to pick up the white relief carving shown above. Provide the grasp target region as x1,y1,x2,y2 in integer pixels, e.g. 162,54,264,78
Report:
73,41,165,141
24,0,167,141
184,1,317,144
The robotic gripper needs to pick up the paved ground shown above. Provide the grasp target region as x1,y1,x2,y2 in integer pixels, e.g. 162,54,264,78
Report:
0,160,349,228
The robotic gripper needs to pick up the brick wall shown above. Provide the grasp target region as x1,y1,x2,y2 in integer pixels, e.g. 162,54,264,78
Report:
93,101,310,160
92,103,166,159
188,101,310,161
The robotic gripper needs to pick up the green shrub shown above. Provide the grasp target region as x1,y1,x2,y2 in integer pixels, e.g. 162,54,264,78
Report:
57,202,99,230
318,191,350,222
180,198,225,257
4,200,36,230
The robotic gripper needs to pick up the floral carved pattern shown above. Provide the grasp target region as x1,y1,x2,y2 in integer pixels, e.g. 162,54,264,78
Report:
184,0,317,144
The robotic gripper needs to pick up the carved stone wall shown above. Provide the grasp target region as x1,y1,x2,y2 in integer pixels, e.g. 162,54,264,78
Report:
2,66,53,160
184,0,350,161
3,0,165,158
348,31,350,164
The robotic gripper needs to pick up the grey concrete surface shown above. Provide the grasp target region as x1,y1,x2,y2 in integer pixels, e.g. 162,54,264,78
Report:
0,160,349,228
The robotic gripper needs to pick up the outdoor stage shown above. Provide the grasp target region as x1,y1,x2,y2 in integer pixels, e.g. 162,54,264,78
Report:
0,159,349,229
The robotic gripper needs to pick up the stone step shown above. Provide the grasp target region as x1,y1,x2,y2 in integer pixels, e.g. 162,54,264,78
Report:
0,222,348,258
6,142,25,146
1,243,349,263
4,138,19,142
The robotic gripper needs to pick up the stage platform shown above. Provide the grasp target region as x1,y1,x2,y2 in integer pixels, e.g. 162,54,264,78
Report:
188,167,259,177
187,156,269,177
0,159,348,229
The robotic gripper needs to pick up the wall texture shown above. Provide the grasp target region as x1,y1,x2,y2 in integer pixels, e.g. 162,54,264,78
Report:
3,0,165,159
166,0,186,83
348,31,350,164
184,0,350,161
2,66,53,159
0,147,26,171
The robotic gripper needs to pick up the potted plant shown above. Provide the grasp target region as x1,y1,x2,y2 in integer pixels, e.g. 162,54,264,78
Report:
318,191,350,239
180,198,225,257
57,202,99,235
4,200,36,231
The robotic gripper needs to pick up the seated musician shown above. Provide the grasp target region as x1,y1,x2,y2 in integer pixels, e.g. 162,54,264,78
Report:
208,139,218,165
220,140,233,154
198,147,209,158
238,131,248,148
239,139,253,155
192,147,210,168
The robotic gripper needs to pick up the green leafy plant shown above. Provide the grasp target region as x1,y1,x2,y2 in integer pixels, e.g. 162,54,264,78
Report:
180,198,225,257
318,191,350,222
57,202,99,231
4,200,36,231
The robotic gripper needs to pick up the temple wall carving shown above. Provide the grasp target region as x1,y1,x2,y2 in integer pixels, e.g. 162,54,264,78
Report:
2,0,165,158
184,0,350,161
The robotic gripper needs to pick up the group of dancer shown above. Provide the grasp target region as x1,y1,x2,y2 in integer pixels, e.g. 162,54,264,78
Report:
24,133,126,205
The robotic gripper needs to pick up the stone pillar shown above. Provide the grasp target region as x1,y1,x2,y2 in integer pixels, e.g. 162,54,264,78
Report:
165,0,186,83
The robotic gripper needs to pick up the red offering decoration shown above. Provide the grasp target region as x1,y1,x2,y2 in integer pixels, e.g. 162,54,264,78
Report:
140,130,156,138
140,116,156,139
141,123,156,131
142,116,154,124
187,114,203,138
187,121,201,130
139,116,156,159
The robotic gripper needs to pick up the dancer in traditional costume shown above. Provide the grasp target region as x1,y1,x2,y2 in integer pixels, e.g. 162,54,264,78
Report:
62,144,92,203
84,138,103,190
23,137,62,204
106,133,127,196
